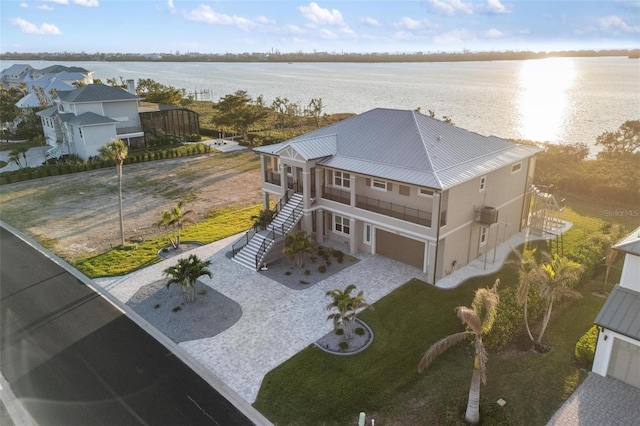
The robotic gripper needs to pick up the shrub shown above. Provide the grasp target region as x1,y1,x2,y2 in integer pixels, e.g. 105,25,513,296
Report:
172,306,182,312
355,327,365,336
335,328,344,336
338,341,349,351
575,325,598,368
285,271,292,276
304,269,311,276
318,264,326,273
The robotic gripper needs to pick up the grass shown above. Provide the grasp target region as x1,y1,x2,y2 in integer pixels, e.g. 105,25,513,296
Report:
73,204,261,278
253,201,626,425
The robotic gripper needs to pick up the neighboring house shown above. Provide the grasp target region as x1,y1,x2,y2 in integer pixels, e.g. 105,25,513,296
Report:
244,108,542,283
592,226,640,389
37,83,144,160
0,64,33,89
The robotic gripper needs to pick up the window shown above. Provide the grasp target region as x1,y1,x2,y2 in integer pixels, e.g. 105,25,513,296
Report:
334,171,351,188
79,128,83,138
480,226,488,246
334,215,351,235
399,185,410,196
286,166,292,175
363,223,372,245
418,188,434,197
511,163,522,174
479,176,486,192
371,179,387,191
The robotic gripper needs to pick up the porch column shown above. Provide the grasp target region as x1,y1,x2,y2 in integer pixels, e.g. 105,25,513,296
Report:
315,209,324,245
262,192,270,211
315,168,323,201
280,161,287,198
302,170,312,233
350,175,356,207
349,218,357,255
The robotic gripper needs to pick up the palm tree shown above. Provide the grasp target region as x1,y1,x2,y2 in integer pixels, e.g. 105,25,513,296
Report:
419,279,500,425
326,284,357,339
99,139,128,246
156,199,196,249
532,253,583,347
283,230,314,268
163,254,212,303
251,208,276,231
8,147,29,168
512,247,537,343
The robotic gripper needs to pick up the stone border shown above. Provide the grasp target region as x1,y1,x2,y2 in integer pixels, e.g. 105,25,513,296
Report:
157,241,204,259
314,319,374,356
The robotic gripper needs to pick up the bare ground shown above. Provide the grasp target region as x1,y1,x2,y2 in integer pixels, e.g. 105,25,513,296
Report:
0,150,262,261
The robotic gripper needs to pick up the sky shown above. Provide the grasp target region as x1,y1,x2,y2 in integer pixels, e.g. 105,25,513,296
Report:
1,0,639,54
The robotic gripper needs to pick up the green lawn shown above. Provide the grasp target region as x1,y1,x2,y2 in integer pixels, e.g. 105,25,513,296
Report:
253,202,623,425
73,204,261,278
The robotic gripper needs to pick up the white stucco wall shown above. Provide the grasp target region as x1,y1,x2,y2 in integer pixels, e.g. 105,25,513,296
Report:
619,253,640,292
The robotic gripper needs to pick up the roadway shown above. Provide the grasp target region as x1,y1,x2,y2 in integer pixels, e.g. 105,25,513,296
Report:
0,225,259,425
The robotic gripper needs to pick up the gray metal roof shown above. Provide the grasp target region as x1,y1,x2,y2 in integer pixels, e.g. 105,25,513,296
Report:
595,285,640,341
68,112,117,126
254,108,541,190
614,226,640,257
56,83,140,103
36,106,59,118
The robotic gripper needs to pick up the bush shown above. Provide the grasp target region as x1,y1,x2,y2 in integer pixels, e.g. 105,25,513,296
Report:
335,328,344,336
575,325,598,368
318,264,326,273
304,269,311,276
338,341,349,351
355,327,365,336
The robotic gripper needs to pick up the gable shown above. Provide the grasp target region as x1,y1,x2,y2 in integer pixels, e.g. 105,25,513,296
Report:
276,145,307,162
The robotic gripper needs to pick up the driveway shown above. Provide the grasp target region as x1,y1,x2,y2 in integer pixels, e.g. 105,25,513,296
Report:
0,145,47,172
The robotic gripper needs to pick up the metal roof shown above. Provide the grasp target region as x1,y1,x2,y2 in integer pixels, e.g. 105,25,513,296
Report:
67,112,117,126
614,226,640,257
595,285,640,341
254,108,541,190
56,83,140,103
36,106,59,118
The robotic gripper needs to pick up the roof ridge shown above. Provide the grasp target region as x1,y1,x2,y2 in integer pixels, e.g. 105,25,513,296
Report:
414,110,443,188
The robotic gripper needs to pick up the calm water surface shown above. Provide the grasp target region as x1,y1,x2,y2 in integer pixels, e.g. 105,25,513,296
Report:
3,57,639,153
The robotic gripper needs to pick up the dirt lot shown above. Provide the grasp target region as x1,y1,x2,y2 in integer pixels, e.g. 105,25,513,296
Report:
0,150,262,261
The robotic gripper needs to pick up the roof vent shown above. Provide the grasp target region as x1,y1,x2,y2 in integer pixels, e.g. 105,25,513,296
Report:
437,135,442,141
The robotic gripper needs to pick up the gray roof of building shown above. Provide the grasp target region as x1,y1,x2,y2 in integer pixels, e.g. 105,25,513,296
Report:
37,65,90,75
56,83,140,103
254,108,541,190
67,112,117,126
614,226,640,257
595,285,640,341
36,106,59,118
0,64,32,78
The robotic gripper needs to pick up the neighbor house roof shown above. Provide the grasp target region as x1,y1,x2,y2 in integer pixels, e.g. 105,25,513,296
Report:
37,65,90,75
56,83,140,103
0,64,32,79
595,285,640,341
67,112,118,126
254,108,541,190
614,226,640,257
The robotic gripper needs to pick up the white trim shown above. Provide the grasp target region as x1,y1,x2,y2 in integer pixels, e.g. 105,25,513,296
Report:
333,214,351,236
479,176,486,192
418,188,434,198
333,171,351,189
511,162,522,174
371,178,387,191
480,226,488,246
363,223,372,245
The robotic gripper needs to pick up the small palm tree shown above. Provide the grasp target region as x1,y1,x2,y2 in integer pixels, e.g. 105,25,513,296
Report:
532,253,583,347
326,284,357,339
8,147,29,168
512,247,537,343
156,199,196,249
251,208,276,231
283,230,314,268
99,139,128,246
419,279,500,425
163,254,212,303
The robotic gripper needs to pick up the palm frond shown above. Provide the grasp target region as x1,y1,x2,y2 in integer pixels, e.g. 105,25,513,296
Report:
456,306,482,335
418,331,471,373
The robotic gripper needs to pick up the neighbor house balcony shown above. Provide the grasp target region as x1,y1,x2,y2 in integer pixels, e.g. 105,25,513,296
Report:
116,125,144,137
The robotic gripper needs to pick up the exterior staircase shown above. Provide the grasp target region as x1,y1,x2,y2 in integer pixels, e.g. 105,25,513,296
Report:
232,192,305,271
45,144,69,161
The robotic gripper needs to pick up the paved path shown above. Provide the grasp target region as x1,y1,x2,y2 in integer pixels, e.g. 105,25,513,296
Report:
547,373,640,426
96,224,567,404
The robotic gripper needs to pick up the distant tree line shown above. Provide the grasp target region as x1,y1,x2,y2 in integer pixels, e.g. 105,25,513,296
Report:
2,49,638,63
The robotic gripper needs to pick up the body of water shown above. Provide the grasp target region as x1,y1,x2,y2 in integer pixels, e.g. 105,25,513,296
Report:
3,57,639,154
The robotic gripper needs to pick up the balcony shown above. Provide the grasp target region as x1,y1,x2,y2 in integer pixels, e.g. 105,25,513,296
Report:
116,126,144,136
322,185,350,205
265,170,281,186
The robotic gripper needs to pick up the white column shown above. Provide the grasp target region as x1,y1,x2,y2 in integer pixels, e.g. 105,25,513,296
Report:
302,170,312,232
315,209,324,244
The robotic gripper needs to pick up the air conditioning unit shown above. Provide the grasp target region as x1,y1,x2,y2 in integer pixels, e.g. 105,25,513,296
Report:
475,206,498,225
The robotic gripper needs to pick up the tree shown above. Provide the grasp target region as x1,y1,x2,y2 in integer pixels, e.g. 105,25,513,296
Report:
325,284,369,340
419,279,500,425
212,90,268,146
283,230,314,268
251,208,276,231
0,87,23,140
163,254,212,303
596,120,640,157
530,253,583,348
99,139,128,246
136,78,185,105
307,98,323,127
8,147,28,168
156,199,196,249
512,247,537,343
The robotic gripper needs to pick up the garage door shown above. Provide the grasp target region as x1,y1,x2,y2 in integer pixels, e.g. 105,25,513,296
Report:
608,338,640,388
376,229,424,270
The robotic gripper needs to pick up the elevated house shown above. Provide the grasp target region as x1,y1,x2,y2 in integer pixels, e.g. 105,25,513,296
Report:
593,226,640,389
235,108,542,284
36,82,201,160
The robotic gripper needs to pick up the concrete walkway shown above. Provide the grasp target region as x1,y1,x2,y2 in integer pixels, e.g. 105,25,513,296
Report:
547,373,640,426
95,223,569,404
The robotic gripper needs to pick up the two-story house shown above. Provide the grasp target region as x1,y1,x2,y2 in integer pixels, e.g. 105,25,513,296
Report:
592,226,640,389
37,83,144,160
245,108,541,284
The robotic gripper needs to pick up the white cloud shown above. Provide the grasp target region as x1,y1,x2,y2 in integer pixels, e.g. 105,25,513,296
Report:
42,0,69,4
20,2,28,8
183,5,256,31
74,0,99,6
598,15,640,33
360,17,381,27
37,5,54,10
10,17,62,35
395,17,422,30
484,0,507,14
393,30,414,40
285,24,306,35
434,28,473,44
427,0,473,16
298,2,344,25
167,0,175,12
256,16,276,25
320,28,338,39
484,28,503,38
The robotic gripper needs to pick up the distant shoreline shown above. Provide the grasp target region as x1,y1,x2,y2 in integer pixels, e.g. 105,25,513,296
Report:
2,48,639,63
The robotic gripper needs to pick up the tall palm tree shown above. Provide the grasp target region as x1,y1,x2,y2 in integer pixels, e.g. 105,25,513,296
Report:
512,247,537,343
99,139,128,246
419,279,500,425
532,253,583,346
283,230,314,268
156,199,196,249
163,254,212,303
